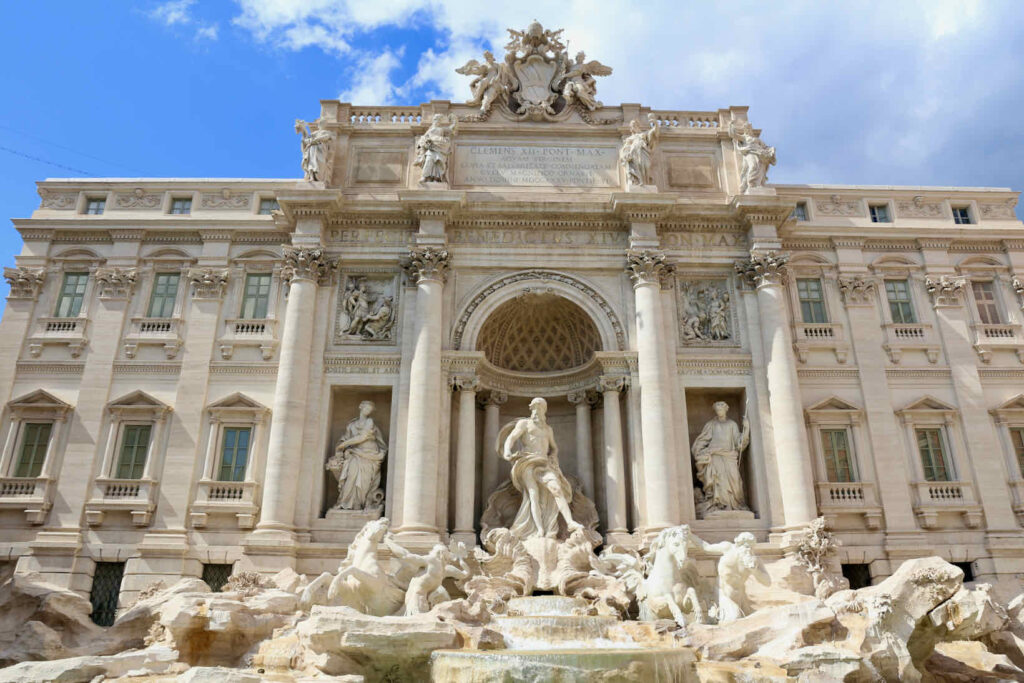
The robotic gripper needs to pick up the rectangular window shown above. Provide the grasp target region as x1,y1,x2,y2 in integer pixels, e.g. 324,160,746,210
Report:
821,429,855,482
147,273,180,318
169,197,192,215
796,278,829,323
89,562,125,627
240,273,272,319
972,281,1002,324
1011,427,1024,478
54,272,89,318
952,206,972,225
916,428,952,482
791,202,808,221
85,198,105,215
218,427,251,482
258,198,279,215
869,204,891,223
116,424,151,479
14,422,52,478
884,279,916,324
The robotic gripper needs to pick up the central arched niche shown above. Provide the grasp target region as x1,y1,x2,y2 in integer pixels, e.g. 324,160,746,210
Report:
477,292,601,373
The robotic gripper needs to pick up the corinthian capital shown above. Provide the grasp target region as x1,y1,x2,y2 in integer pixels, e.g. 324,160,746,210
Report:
924,275,966,308
94,267,138,300
449,374,480,392
280,246,338,286
735,251,789,288
402,246,450,284
597,375,628,393
4,266,46,300
625,249,674,288
187,267,229,299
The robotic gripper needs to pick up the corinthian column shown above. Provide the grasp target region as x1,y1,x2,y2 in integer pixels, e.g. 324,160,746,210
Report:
568,390,595,500
479,390,507,502
397,247,449,542
255,246,337,539
450,374,479,544
626,249,679,532
735,252,817,528
599,375,629,541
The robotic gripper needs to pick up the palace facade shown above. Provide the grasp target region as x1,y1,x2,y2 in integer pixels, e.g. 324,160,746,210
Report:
2,26,1024,610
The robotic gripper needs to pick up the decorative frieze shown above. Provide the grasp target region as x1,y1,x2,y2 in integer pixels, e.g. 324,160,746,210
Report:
187,268,229,299
625,249,673,287
676,356,751,376
896,196,945,219
335,274,398,344
837,276,877,306
4,267,46,300
323,355,401,374
200,190,250,209
814,195,861,217
280,246,338,286
38,190,77,210
979,201,1017,220
734,251,789,287
114,188,161,209
924,275,966,307
94,267,138,300
401,247,450,284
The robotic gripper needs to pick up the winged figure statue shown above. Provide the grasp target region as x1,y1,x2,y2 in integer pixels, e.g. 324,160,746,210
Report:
455,50,514,115
558,51,613,111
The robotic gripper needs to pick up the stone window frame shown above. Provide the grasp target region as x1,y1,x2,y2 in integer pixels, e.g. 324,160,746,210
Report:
0,390,72,479
255,195,280,216
805,397,868,483
78,192,112,215
789,199,811,222
990,394,1024,525
121,251,196,360
26,250,104,359
164,192,199,215
228,252,284,321
870,258,941,364
785,255,848,363
867,199,894,224
957,258,1024,363
945,199,979,226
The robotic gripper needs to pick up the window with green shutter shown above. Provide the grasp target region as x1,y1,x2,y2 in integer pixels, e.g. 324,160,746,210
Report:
240,274,272,319
821,429,855,482
1011,428,1024,479
147,273,180,318
796,278,828,323
14,423,52,478
916,428,951,482
884,279,916,324
116,424,151,479
55,272,89,318
218,427,251,482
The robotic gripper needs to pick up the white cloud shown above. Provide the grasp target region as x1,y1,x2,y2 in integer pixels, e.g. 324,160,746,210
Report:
150,0,196,26
195,23,220,41
341,49,404,104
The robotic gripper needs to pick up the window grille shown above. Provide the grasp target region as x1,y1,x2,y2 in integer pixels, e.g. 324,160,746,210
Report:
202,563,233,592
90,562,125,626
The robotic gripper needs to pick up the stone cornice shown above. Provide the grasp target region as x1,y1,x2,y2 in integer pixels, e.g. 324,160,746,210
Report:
609,193,677,222
398,190,467,220
730,194,794,228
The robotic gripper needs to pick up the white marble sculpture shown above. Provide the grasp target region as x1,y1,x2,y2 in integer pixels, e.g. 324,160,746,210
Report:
295,118,334,182
679,281,732,343
326,401,386,511
501,397,583,540
704,532,771,623
325,517,405,616
638,525,708,628
729,120,776,194
455,50,514,115
692,401,750,516
338,278,396,341
619,114,659,187
559,51,612,111
386,538,471,616
414,114,457,183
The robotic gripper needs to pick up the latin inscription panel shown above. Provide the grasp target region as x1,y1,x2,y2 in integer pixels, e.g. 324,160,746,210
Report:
454,145,619,187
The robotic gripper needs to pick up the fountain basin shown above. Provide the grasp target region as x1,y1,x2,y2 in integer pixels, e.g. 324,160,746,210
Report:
506,595,590,616
430,648,698,682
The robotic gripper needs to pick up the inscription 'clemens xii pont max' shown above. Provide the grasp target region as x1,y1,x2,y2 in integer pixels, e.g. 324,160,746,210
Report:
454,145,619,187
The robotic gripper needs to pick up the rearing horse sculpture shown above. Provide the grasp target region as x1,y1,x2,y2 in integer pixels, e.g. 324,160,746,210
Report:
327,517,405,616
637,525,707,628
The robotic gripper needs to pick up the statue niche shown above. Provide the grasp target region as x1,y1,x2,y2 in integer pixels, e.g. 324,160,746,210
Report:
324,394,391,517
686,393,756,520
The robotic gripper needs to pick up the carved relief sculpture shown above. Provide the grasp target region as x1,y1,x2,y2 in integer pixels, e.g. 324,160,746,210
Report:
115,188,161,209
728,120,776,194
295,119,334,182
326,400,387,511
619,114,659,187
678,280,732,343
336,276,396,342
692,401,750,517
414,114,458,183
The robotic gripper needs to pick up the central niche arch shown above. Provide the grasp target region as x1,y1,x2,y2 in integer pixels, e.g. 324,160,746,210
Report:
478,293,601,372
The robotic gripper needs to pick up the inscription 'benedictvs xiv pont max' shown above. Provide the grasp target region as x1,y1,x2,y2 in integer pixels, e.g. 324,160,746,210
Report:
1,20,1024,680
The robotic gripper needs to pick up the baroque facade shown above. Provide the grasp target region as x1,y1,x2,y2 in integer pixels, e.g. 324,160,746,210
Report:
3,23,1024,612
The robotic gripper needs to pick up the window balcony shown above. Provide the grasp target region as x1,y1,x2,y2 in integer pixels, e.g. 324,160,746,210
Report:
0,476,55,524
27,317,89,358
882,323,941,364
189,479,259,529
815,481,882,529
218,318,278,361
1009,481,1024,526
972,324,1024,364
911,480,983,529
792,322,849,363
123,316,184,359
84,477,157,526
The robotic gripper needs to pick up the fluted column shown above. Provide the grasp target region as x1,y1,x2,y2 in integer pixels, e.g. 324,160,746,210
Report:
451,375,479,543
255,247,336,539
599,375,629,540
397,247,449,541
479,390,507,502
568,390,595,500
735,252,817,528
626,249,679,531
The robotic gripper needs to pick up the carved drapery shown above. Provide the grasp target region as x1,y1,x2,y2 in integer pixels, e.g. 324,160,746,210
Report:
735,252,789,288
625,249,674,288
187,268,229,299
838,276,877,307
280,246,338,287
401,247,450,284
94,267,138,300
4,267,46,300
924,275,966,308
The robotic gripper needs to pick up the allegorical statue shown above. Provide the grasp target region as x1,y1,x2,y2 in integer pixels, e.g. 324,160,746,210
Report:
414,113,458,183
559,51,612,111
729,120,776,194
501,397,583,540
703,532,770,623
295,119,334,182
455,50,514,115
619,114,659,187
327,401,386,510
692,401,750,516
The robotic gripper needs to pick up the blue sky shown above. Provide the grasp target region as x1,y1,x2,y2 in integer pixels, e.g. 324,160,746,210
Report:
2,1,1023,296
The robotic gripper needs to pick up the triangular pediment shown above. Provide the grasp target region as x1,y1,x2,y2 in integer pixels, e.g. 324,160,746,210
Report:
899,395,957,412
9,389,72,410
807,396,860,412
208,392,265,411
994,394,1024,411
108,390,169,409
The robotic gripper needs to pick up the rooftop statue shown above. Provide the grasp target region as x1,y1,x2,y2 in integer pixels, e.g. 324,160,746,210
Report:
619,114,660,187
729,120,776,193
455,21,613,122
414,113,458,183
294,118,334,182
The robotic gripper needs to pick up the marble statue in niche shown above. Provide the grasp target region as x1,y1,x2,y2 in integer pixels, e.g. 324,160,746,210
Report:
336,276,396,342
678,280,732,343
326,401,386,511
728,120,776,194
414,114,458,183
295,119,334,182
692,401,750,517
619,114,659,187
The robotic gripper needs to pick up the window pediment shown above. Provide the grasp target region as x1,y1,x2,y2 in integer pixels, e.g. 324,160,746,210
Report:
108,390,171,420
208,392,268,423
992,394,1024,423
897,395,957,424
8,389,72,420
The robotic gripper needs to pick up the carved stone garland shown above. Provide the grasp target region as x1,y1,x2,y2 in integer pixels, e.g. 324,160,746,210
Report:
734,252,790,287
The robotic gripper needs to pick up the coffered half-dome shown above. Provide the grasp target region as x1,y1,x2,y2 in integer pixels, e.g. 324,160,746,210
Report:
477,292,601,373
